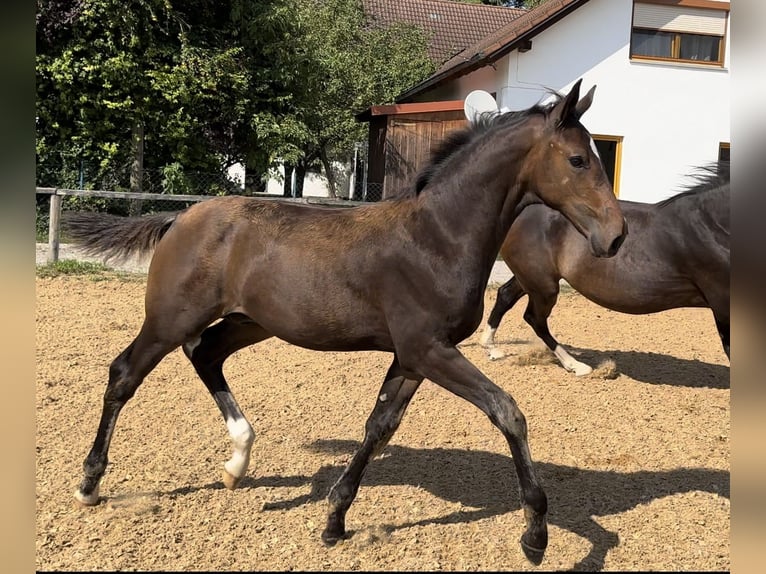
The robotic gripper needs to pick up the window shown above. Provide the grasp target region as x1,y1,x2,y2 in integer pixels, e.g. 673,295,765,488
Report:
630,1,729,66
718,142,730,163
592,135,623,197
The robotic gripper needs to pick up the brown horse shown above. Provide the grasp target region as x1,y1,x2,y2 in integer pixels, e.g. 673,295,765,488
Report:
63,80,626,565
480,162,729,375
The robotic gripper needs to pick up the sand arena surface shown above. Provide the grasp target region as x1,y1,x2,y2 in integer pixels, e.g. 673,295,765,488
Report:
36,274,729,571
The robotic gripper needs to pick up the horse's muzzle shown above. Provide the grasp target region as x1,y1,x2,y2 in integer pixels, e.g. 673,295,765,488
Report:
592,217,628,258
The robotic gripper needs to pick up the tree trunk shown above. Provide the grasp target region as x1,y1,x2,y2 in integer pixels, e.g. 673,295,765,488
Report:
319,147,337,198
244,148,268,195
129,119,144,216
294,161,307,198
283,164,294,197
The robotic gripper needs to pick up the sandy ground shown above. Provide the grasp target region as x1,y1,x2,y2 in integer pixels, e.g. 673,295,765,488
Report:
35,271,729,571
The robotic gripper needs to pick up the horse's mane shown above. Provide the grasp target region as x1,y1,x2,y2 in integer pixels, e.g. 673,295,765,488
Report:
656,160,730,208
385,94,565,200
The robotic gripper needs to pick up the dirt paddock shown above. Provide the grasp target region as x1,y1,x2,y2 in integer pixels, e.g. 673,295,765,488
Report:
36,274,729,571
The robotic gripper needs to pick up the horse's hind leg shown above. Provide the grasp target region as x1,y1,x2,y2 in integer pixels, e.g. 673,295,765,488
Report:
714,316,730,360
183,315,272,489
480,277,527,360
322,357,422,545
75,326,179,506
525,285,592,376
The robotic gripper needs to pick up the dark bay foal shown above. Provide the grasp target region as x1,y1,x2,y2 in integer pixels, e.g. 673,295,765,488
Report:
64,80,626,565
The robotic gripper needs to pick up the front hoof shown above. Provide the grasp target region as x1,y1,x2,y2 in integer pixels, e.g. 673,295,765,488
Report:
222,469,242,490
521,530,547,565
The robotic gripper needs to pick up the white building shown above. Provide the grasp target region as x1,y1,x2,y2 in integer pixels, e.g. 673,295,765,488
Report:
369,0,730,203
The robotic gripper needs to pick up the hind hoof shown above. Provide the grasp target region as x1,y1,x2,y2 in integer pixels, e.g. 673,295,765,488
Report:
521,539,545,565
489,347,506,361
521,531,546,565
573,364,593,376
74,488,100,507
321,529,348,546
222,469,242,490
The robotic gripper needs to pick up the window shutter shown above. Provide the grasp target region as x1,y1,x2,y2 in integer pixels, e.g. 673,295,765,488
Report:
633,3,727,35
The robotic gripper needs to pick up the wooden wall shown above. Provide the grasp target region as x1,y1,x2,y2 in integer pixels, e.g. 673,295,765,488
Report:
366,110,467,200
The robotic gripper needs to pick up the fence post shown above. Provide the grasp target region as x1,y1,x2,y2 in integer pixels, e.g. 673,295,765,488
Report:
47,192,61,264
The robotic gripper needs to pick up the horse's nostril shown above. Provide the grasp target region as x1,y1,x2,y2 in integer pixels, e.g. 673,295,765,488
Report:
608,230,627,257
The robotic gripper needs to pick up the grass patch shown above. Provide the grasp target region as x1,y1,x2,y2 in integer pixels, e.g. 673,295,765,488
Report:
36,259,109,278
35,259,145,283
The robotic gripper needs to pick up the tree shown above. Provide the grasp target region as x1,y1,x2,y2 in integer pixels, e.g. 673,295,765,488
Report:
36,0,299,194
287,0,434,197
36,0,433,200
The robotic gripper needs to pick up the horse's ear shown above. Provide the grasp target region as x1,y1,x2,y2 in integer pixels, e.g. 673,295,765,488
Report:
549,78,582,128
574,85,596,120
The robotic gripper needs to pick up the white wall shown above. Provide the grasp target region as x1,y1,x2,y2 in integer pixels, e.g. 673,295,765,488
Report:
426,0,730,203
227,162,352,198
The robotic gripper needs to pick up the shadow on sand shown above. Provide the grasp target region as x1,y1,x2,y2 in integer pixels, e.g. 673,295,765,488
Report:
166,439,728,571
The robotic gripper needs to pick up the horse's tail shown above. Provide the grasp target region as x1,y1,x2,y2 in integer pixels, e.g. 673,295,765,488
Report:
61,211,178,263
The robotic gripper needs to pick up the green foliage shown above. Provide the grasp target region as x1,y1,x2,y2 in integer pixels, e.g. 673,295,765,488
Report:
36,0,434,198
160,162,192,195
36,201,50,242
290,0,435,195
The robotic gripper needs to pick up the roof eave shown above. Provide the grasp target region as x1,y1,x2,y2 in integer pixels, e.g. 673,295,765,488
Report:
395,0,592,103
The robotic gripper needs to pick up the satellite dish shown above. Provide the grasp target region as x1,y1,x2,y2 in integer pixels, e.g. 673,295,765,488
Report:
464,90,499,123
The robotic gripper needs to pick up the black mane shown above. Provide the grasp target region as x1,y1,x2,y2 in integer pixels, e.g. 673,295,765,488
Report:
392,95,565,198
656,161,730,208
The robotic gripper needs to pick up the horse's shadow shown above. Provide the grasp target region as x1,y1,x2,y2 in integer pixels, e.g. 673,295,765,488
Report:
570,348,729,389
167,439,729,571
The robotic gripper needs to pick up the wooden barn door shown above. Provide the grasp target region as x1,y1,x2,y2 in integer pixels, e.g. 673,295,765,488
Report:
383,111,467,199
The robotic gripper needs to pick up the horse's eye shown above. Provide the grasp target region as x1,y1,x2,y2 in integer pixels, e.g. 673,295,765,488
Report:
569,156,585,168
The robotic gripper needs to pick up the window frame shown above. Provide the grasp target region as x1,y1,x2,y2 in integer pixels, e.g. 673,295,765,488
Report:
629,1,729,67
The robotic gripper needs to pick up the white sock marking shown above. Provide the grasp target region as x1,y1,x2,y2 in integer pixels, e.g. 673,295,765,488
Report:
224,416,254,479
480,327,497,348
554,344,592,376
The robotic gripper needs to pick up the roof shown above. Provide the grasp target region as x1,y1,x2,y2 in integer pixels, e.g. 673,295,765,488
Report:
362,0,524,65
395,0,593,102
356,99,465,123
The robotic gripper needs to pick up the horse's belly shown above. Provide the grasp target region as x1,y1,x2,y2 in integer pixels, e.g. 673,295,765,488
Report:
571,280,707,315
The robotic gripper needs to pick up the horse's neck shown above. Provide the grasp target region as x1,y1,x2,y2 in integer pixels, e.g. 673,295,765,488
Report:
417,126,535,261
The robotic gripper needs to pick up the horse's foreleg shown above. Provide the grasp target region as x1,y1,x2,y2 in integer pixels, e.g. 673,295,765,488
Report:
414,342,547,565
75,330,177,506
525,287,592,376
183,316,272,489
322,357,422,545
480,277,526,360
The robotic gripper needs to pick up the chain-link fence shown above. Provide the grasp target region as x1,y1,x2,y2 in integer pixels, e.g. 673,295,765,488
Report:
35,145,389,243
